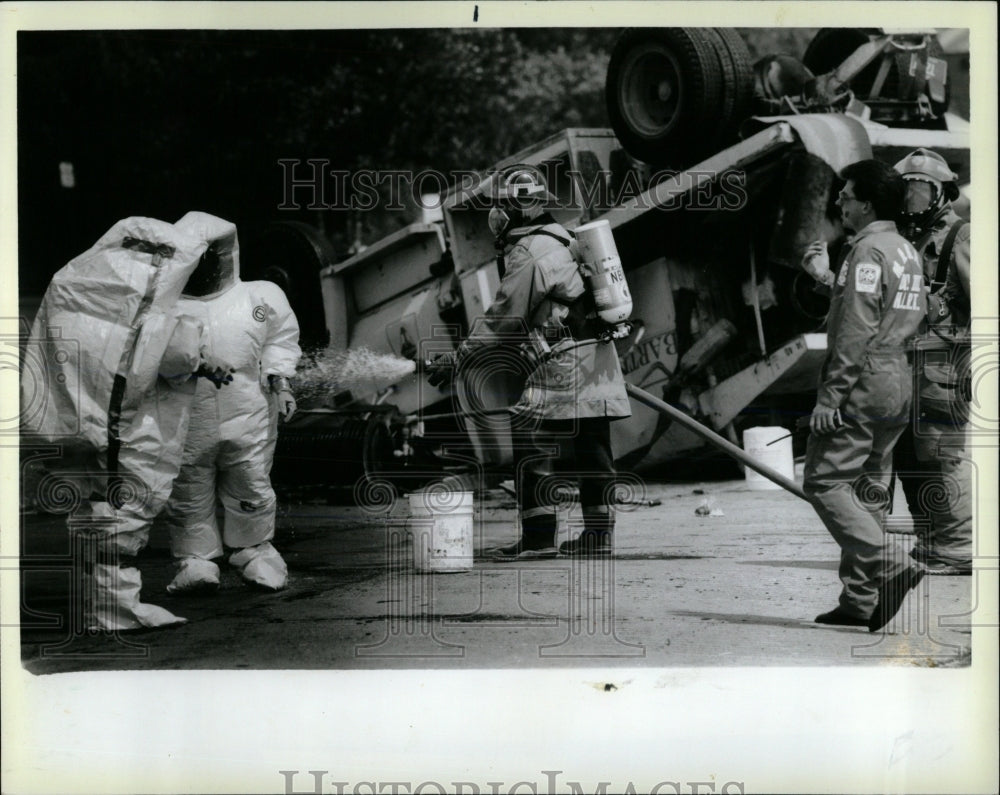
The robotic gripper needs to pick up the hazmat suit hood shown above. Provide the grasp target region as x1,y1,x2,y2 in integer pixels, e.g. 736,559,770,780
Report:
22,216,208,450
175,211,240,299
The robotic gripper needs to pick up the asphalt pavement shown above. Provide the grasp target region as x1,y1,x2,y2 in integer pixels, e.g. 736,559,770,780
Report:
19,466,974,674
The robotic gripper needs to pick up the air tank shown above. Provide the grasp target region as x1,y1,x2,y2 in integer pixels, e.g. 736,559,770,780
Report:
574,219,633,325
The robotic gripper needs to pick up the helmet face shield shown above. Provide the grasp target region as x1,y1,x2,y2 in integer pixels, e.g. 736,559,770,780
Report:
486,164,565,239
893,148,959,228
488,206,512,239
903,178,939,216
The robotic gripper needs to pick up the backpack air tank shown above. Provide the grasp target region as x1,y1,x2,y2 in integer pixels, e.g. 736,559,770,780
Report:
575,219,633,325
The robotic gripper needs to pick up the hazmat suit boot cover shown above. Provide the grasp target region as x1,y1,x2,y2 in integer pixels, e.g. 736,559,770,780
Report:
229,543,288,590
21,217,207,452
85,562,187,631
167,557,222,594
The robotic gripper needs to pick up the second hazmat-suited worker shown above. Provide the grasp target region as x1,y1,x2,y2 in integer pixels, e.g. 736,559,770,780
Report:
164,211,301,593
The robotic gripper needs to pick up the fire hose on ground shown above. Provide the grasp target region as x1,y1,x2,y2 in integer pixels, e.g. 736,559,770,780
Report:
624,382,809,502
414,375,809,501
417,320,810,502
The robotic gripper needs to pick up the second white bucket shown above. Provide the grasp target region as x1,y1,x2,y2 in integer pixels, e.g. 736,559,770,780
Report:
408,490,474,572
742,426,794,491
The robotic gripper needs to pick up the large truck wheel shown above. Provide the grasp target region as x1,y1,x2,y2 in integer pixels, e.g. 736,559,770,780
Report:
703,28,755,152
605,28,724,167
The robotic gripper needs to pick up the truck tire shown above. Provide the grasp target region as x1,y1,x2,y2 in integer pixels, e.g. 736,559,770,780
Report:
606,28,724,167
703,28,755,151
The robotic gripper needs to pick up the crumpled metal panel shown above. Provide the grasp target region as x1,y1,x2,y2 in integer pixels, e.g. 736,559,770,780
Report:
745,113,874,173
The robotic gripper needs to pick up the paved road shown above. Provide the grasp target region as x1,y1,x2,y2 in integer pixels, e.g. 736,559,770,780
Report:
19,471,973,674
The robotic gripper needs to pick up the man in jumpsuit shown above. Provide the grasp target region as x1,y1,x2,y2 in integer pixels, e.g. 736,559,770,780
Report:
22,216,232,631
801,159,927,631
891,149,972,575
428,167,631,559
164,212,301,593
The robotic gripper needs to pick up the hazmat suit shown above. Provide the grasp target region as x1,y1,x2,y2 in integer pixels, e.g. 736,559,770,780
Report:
164,212,301,593
803,219,926,620
21,216,216,631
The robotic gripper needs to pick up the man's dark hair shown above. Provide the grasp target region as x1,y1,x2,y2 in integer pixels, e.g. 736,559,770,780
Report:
839,159,905,222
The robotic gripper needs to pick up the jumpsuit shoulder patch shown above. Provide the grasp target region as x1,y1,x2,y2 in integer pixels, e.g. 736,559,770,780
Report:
854,262,881,293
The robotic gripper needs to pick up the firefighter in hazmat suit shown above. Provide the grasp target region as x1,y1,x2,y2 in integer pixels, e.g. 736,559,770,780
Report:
21,216,232,631
164,212,301,593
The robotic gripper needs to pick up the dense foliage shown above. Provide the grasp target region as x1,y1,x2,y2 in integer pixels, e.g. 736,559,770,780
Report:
18,28,814,289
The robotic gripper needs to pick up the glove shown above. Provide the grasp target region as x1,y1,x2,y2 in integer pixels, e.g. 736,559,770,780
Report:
277,390,296,421
195,362,235,389
423,352,456,388
268,375,297,420
600,321,633,342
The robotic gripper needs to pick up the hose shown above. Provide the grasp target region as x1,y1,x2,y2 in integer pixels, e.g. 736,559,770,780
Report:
625,382,808,501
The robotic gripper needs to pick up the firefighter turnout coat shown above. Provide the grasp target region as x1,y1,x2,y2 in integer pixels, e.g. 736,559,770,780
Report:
457,220,631,423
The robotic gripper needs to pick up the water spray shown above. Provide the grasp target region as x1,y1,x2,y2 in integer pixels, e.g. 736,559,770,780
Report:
295,347,417,402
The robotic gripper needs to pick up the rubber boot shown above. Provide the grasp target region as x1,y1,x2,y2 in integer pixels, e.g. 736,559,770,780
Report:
489,515,558,561
560,511,613,556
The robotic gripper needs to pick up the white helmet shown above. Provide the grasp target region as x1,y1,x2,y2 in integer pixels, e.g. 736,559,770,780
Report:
488,165,557,238
893,148,960,227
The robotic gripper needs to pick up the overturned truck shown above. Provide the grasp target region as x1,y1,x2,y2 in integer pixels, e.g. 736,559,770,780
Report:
265,27,970,491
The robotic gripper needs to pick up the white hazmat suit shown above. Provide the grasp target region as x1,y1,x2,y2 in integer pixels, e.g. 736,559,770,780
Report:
22,216,213,631
165,212,301,593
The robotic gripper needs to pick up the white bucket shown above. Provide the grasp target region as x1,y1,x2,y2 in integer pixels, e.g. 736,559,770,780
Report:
742,426,794,491
408,490,474,572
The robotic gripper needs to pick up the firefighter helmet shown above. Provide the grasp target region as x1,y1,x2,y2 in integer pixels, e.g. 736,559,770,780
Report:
488,165,557,238
894,148,960,224
495,166,555,210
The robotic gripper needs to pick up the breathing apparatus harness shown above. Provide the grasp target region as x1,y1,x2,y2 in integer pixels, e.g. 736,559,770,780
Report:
489,167,634,366
495,217,633,372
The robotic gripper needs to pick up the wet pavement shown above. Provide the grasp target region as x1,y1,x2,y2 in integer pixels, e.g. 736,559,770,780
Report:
18,469,975,674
